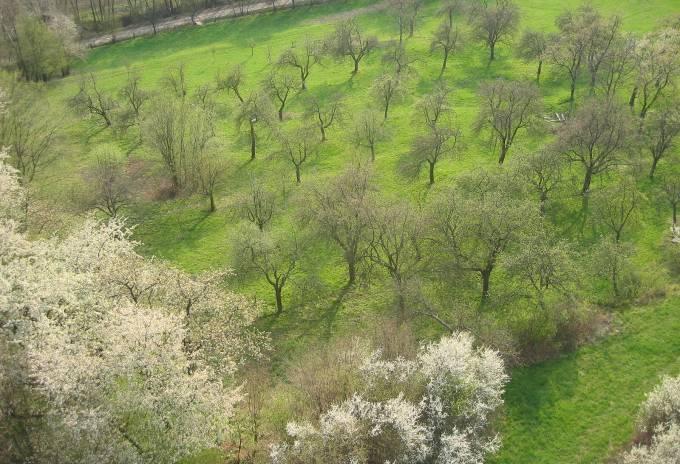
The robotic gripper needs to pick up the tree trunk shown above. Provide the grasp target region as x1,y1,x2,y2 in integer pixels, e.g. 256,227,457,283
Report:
498,144,508,164
536,60,542,84
320,124,326,142
249,122,256,160
384,101,390,120
428,161,435,185
295,165,301,184
352,58,359,74
650,156,659,179
347,257,356,285
370,144,375,162
209,192,215,212
673,203,677,225
629,86,637,109
581,168,593,194
274,285,283,313
439,51,449,78
539,191,547,216
569,77,577,102
489,42,495,60
480,268,491,302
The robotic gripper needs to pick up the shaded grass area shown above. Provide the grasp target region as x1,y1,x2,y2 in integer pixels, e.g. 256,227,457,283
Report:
492,298,680,464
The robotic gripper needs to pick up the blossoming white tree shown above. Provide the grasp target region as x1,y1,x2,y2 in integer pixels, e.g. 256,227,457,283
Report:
0,153,268,463
271,332,507,464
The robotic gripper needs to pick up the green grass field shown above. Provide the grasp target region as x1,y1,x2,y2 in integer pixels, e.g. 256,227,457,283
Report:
34,0,680,462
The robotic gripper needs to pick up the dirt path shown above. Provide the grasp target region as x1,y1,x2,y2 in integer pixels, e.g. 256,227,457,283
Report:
84,0,332,48
304,0,387,24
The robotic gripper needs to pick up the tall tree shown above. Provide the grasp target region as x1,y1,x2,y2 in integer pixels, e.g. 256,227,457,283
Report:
555,97,633,194
643,106,680,179
471,0,520,61
517,29,549,83
264,69,296,121
475,79,542,164
235,91,274,160
431,20,462,78
310,165,375,285
278,38,322,90
327,19,378,74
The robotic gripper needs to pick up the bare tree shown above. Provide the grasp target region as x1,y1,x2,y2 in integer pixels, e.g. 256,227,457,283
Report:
592,177,642,242
584,13,621,93
643,106,680,179
408,123,460,185
382,43,417,76
662,175,680,225
430,179,539,302
264,69,296,121
238,179,276,231
555,97,633,194
279,124,318,183
82,146,133,218
630,29,680,118
235,225,299,314
514,150,564,215
417,82,451,129
352,110,385,161
310,165,375,285
369,200,424,312
278,38,322,90
71,73,118,127
546,5,600,103
162,63,188,99
431,20,461,78
144,97,216,191
387,0,410,44
471,0,520,61
0,81,57,183
372,73,403,121
438,0,465,28
475,79,542,164
119,68,149,118
327,19,378,74
235,91,275,160
216,65,246,103
517,29,549,83
599,35,637,97
192,150,225,212
305,94,342,142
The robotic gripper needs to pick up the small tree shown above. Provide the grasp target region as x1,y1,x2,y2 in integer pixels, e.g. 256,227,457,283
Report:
643,106,680,179
514,150,564,214
471,0,520,61
555,97,633,194
517,29,549,83
327,19,378,74
278,38,322,90
409,123,460,185
279,124,318,184
235,225,298,314
594,238,634,298
382,43,417,76
192,150,225,212
662,175,680,225
352,110,385,162
630,29,680,118
417,82,451,129
369,200,424,312
162,63,188,99
235,91,275,160
305,94,342,142
264,69,296,121
310,165,375,285
216,64,246,103
475,79,542,164
592,177,642,243
371,73,403,121
584,13,622,93
238,179,276,231
600,35,637,97
119,68,149,120
83,146,132,218
71,73,118,127
430,20,461,78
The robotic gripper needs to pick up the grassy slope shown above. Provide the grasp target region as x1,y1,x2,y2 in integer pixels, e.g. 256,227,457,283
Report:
37,0,680,462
